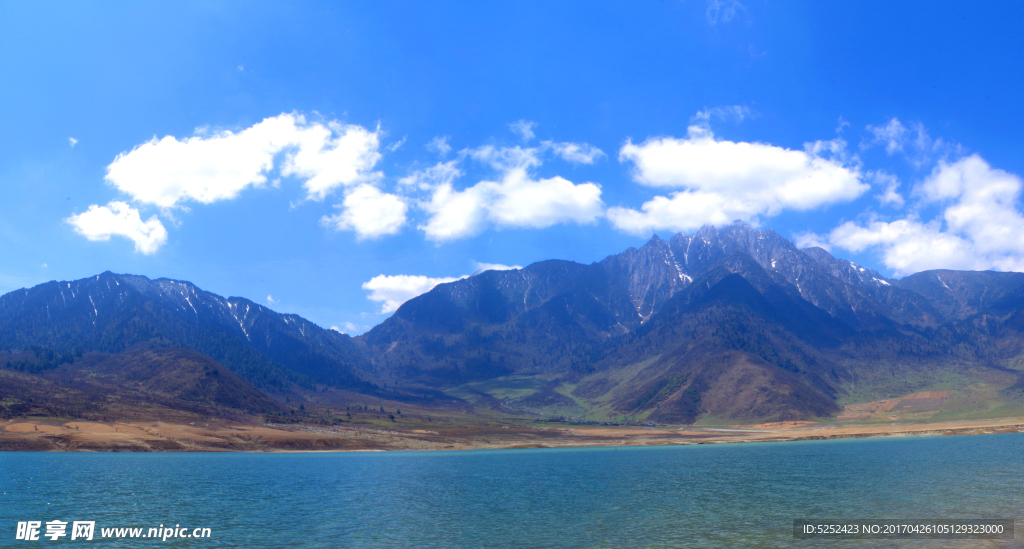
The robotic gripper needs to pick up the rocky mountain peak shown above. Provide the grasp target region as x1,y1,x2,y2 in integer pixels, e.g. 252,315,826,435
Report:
800,245,893,288
593,221,915,327
601,233,688,320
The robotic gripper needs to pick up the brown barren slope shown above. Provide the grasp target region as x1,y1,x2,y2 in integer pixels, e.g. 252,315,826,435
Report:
3,416,1023,452
617,351,839,424
0,348,280,422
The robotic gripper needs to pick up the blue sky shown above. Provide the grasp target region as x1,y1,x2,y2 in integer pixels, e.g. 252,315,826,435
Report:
3,1,1024,333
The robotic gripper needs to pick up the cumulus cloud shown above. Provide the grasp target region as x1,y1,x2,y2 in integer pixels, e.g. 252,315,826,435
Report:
829,218,979,275
607,191,750,235
472,262,522,274
398,160,461,190
65,201,168,254
363,261,522,313
104,113,382,208
385,137,406,153
68,137,78,148
267,295,279,305
828,155,1024,275
545,141,605,164
426,136,452,157
469,145,542,171
70,113,395,249
418,180,489,240
509,120,536,142
332,322,367,334
420,170,603,241
415,145,604,241
871,170,905,207
608,125,867,235
691,105,752,126
362,274,464,313
864,117,954,167
320,184,407,239
793,232,831,251
865,118,908,155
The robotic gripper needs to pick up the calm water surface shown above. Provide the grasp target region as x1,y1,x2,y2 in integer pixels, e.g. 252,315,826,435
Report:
1,433,1021,548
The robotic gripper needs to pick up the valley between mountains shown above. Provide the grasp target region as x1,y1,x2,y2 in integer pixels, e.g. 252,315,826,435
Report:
3,222,1024,451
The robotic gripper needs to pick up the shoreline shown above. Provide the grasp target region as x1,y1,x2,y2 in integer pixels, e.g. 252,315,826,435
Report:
2,416,1023,453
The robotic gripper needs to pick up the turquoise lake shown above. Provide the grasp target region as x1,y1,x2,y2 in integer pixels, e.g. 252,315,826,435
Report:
1,433,1022,548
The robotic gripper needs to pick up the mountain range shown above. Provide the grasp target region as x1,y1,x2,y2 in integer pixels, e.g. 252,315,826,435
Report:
3,221,1024,424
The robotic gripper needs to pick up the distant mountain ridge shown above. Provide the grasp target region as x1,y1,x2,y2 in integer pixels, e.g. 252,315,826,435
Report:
358,221,1024,423
4,221,1024,424
0,272,374,392
359,222,913,382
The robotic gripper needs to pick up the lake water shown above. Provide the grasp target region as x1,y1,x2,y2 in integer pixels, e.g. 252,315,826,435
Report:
1,433,1022,548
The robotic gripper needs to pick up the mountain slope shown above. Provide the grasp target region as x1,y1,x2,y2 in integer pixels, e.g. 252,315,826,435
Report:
360,260,643,385
358,223,895,390
359,222,1024,423
0,272,374,391
0,347,279,420
572,262,847,422
5,222,1024,425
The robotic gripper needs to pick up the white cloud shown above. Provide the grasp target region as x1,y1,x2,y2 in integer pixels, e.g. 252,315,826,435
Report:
419,181,490,240
104,113,382,208
864,117,955,167
469,145,542,171
362,274,465,314
871,170,905,207
267,295,278,305
385,137,406,152
486,171,603,228
691,105,752,126
398,161,461,190
363,262,521,313
279,119,382,201
509,120,536,142
920,155,1024,256
320,184,407,239
426,136,452,156
836,116,850,135
68,137,78,148
706,0,746,26
472,262,522,274
332,322,367,334
865,118,908,155
607,190,750,235
65,201,168,254
829,218,979,275
420,166,603,241
828,155,1024,275
545,141,605,164
794,232,831,251
416,146,604,241
609,125,867,235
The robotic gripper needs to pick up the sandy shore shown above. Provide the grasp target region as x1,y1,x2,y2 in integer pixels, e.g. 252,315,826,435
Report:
1,416,1023,452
